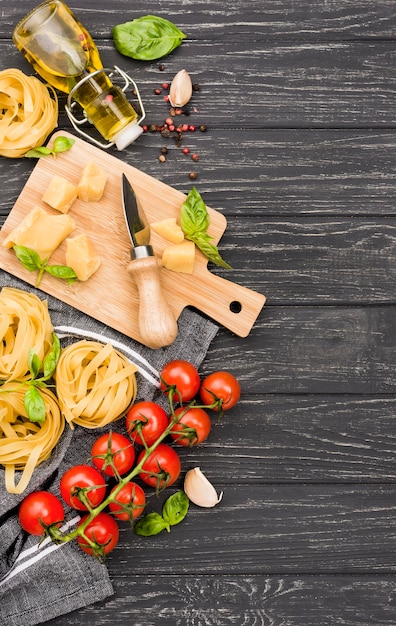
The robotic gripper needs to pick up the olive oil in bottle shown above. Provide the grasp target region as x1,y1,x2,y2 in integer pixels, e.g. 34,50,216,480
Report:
13,0,143,149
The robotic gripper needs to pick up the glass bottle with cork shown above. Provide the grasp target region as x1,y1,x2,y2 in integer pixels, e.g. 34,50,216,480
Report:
13,0,145,150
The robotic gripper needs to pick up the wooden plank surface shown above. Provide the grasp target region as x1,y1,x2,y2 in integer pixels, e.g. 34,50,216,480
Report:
0,0,395,624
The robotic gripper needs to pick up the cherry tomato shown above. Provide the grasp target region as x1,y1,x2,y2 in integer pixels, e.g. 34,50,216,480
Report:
60,464,107,511
18,491,65,536
91,432,135,477
160,360,200,402
109,482,146,521
126,401,169,446
200,371,241,411
77,512,119,556
170,406,211,447
138,443,181,490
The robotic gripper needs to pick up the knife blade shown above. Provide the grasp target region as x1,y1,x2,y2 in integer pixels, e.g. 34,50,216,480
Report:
121,173,178,349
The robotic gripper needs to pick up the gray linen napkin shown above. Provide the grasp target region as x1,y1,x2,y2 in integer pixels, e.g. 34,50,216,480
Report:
0,271,218,626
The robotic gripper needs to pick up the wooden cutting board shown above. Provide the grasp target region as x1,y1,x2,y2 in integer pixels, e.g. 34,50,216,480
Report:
0,131,266,346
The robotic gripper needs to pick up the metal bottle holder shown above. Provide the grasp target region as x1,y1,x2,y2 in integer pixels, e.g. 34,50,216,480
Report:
65,65,146,149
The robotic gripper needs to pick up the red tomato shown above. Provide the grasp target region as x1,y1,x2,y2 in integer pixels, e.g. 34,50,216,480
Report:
126,401,169,446
170,406,211,446
18,491,65,536
160,360,200,402
91,432,135,477
60,464,107,511
77,512,119,556
200,371,241,411
109,482,146,521
138,443,181,490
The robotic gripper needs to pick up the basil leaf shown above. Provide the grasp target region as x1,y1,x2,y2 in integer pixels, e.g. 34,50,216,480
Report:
134,512,170,536
180,188,232,269
27,349,42,380
13,245,41,271
162,490,189,526
52,136,75,153
180,187,210,237
25,146,54,158
194,236,232,269
45,265,77,284
113,15,186,61
43,333,61,378
24,385,46,423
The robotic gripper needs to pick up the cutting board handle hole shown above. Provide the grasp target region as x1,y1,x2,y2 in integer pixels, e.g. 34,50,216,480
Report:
229,300,242,314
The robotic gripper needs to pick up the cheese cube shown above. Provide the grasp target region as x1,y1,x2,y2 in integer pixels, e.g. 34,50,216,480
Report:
3,206,76,260
77,161,107,202
42,175,77,213
151,217,185,244
66,234,101,281
162,240,195,274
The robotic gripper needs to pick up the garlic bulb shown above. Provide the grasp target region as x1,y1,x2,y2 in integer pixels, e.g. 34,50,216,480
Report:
184,467,223,508
169,69,193,108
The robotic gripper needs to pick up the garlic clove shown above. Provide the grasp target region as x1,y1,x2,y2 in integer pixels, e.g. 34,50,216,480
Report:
184,467,223,508
169,69,193,108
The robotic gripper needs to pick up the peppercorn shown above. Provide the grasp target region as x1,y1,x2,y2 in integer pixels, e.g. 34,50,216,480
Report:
161,147,168,154
161,128,171,138
162,83,169,90
193,83,200,91
189,171,197,180
159,154,166,163
189,125,196,132
149,124,157,132
154,88,161,95
182,147,190,155
191,153,199,161
199,124,208,132
159,63,165,71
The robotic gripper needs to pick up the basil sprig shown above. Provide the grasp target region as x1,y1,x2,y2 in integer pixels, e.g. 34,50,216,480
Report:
134,490,189,536
25,136,75,159
23,333,61,423
13,245,77,288
180,187,232,269
113,15,186,61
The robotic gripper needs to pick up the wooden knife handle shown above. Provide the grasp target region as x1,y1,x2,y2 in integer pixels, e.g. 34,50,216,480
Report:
127,256,178,349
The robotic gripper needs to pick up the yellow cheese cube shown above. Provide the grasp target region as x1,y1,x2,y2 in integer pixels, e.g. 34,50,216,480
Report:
3,206,76,260
77,161,107,202
151,217,185,244
162,240,195,274
66,234,101,281
42,175,77,213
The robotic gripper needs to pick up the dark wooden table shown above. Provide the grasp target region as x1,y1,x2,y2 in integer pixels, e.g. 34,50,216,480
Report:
1,1,396,624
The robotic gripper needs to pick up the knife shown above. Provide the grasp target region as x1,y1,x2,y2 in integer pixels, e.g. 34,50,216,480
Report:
121,173,178,349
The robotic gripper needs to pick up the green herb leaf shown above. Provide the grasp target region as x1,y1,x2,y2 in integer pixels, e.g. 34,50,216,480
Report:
25,146,54,158
43,333,61,379
45,264,77,284
113,15,186,61
162,490,189,526
134,512,170,536
194,236,233,269
24,136,75,159
13,245,41,271
27,349,42,380
180,187,210,237
52,136,75,153
180,188,232,269
24,385,46,423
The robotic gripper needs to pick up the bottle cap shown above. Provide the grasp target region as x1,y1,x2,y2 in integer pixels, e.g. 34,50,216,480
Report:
113,122,143,151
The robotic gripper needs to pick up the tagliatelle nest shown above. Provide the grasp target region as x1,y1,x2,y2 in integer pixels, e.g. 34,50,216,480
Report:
0,68,58,158
55,340,137,429
0,384,65,494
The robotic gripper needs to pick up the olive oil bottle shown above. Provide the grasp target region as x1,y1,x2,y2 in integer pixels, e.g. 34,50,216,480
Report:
13,1,143,149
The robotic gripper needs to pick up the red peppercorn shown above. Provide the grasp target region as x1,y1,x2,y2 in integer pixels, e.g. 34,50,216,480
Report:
164,95,170,102
165,117,173,126
162,83,169,90
175,108,183,115
182,147,190,155
191,153,199,161
182,124,189,132
142,125,148,132
154,88,161,95
189,171,197,180
189,125,196,132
